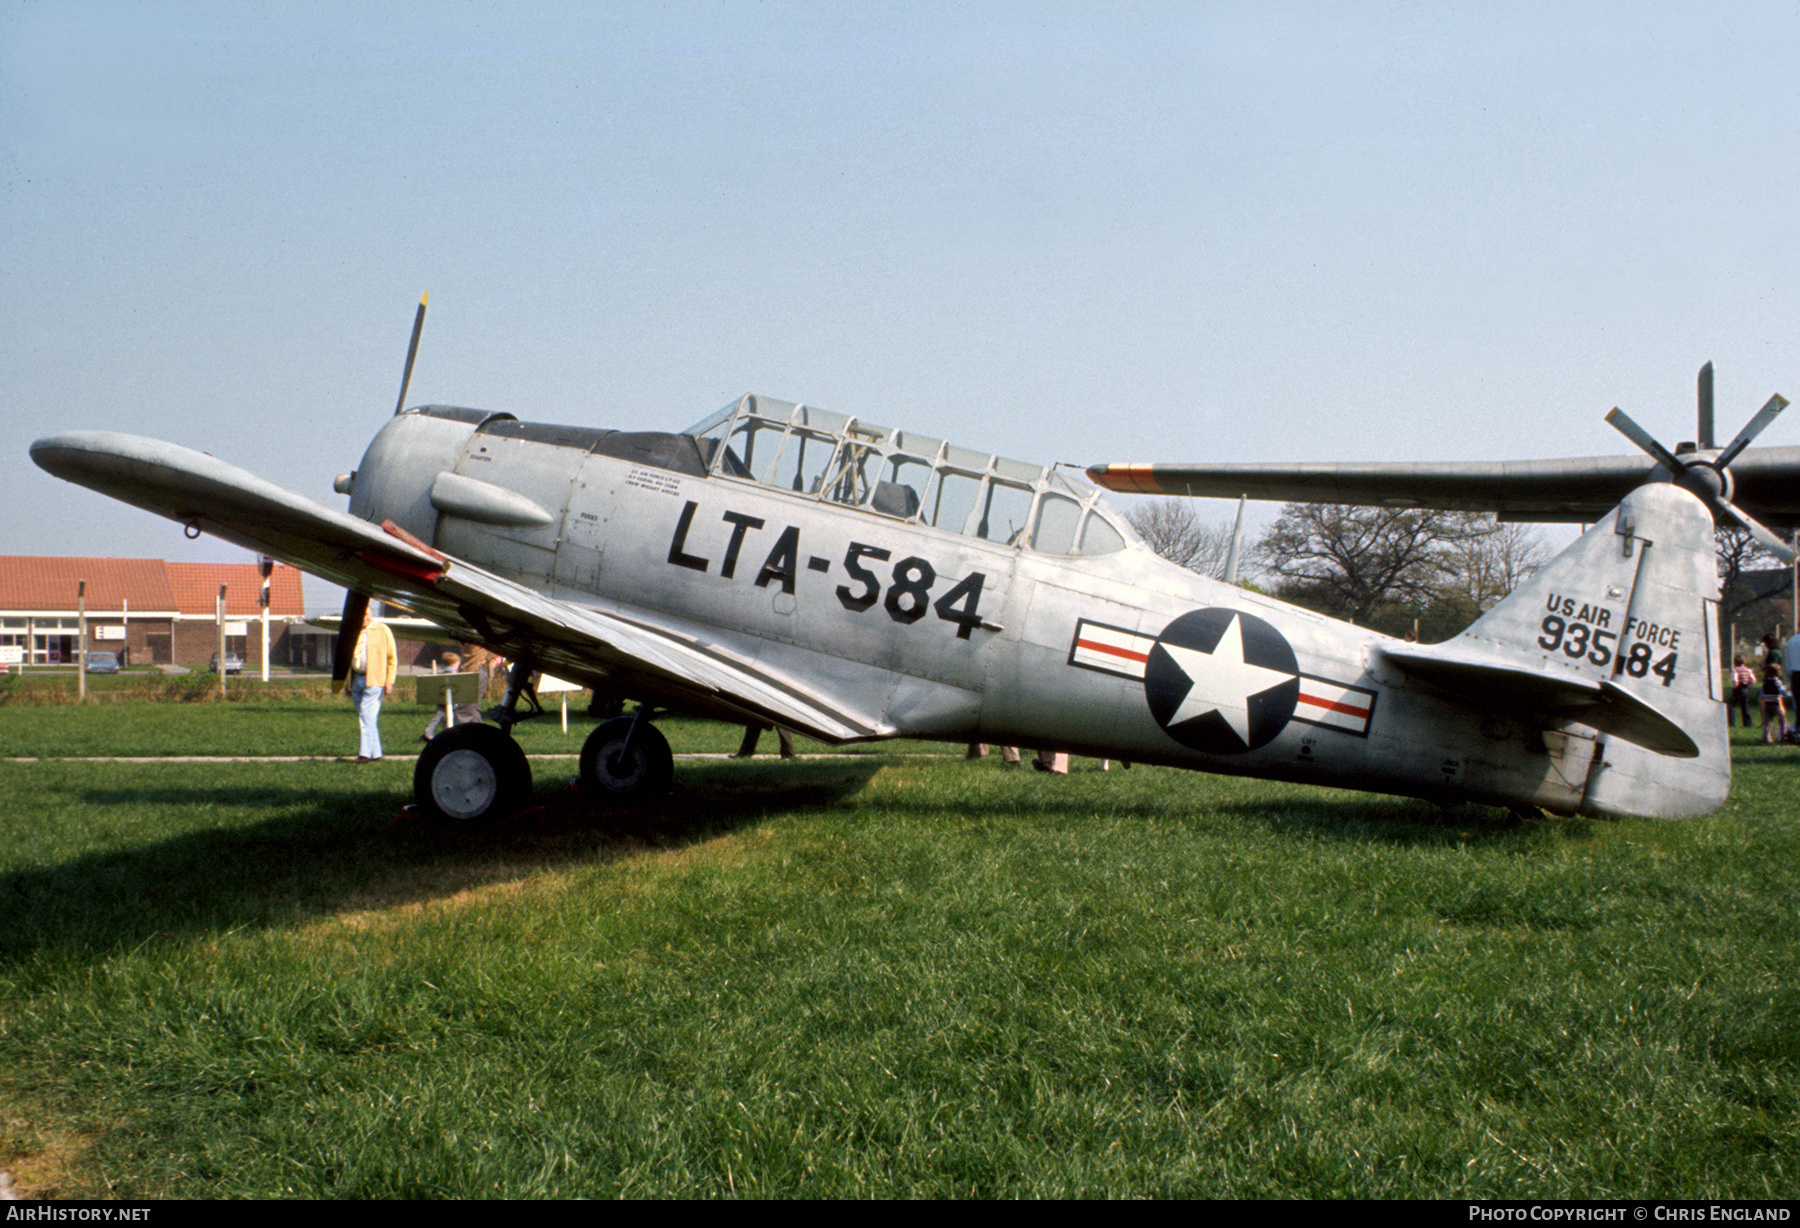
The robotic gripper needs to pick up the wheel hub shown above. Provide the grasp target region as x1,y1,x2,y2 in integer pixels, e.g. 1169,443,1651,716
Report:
432,747,499,820
603,744,644,788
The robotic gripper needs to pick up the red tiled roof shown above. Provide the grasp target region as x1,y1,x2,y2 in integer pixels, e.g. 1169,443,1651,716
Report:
0,557,177,614
0,556,307,617
165,562,306,617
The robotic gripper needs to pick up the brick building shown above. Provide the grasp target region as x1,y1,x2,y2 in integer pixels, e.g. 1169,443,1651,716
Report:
0,556,308,670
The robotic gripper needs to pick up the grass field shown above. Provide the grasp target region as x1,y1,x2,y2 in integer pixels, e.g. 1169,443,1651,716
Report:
0,697,1795,1198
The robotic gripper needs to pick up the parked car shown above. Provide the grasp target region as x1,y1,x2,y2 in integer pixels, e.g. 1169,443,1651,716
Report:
208,652,244,675
85,651,121,674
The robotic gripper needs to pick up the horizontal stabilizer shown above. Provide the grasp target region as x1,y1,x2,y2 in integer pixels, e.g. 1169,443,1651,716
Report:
1375,643,1698,757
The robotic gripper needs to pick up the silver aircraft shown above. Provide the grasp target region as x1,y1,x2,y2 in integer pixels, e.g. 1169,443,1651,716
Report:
29,309,1770,825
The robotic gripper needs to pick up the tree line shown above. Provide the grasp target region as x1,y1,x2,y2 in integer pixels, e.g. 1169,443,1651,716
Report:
1125,499,1550,643
1127,498,1794,648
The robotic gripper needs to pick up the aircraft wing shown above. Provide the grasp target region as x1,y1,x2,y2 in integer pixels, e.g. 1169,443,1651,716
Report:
30,431,889,742
1085,447,1800,528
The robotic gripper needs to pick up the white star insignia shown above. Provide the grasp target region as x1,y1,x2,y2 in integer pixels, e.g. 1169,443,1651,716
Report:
1160,613,1296,745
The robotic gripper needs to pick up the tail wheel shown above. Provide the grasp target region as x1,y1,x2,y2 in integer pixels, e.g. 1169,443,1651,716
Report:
414,723,532,825
580,717,673,801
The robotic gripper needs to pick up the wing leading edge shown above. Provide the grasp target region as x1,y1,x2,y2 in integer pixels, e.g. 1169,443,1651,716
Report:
30,431,888,743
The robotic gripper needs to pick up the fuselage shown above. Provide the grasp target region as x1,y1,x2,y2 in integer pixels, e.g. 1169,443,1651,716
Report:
342,397,1647,815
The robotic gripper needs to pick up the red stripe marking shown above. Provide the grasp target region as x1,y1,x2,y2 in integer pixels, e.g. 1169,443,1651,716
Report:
1077,637,1150,663
381,518,449,564
360,548,444,586
1124,464,1163,493
1297,691,1369,718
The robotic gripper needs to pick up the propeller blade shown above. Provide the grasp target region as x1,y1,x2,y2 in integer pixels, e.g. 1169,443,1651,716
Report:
1604,407,1689,476
1696,361,1714,451
331,590,370,694
392,292,428,417
1717,502,1798,565
1713,393,1788,468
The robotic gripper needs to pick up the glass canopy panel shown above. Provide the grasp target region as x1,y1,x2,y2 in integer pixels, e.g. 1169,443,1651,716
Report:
875,454,934,520
929,471,982,534
943,444,989,473
744,395,801,424
1031,493,1083,554
791,404,850,437
722,417,787,482
1079,510,1126,555
766,428,839,495
993,456,1045,484
977,481,1034,544
890,431,944,462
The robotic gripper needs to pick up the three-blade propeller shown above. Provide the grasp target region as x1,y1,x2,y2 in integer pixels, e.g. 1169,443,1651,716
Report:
1605,365,1795,563
330,589,371,694
335,292,429,689
394,291,428,418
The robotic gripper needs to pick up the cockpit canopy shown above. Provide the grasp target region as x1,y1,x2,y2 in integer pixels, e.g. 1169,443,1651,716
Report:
684,395,1135,555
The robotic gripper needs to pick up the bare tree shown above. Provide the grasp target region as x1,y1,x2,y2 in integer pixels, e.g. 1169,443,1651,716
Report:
1251,504,1496,624
1124,499,1235,578
1440,517,1552,614
1716,526,1791,641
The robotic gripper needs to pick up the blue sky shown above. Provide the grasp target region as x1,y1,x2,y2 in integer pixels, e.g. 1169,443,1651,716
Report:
6,2,1799,609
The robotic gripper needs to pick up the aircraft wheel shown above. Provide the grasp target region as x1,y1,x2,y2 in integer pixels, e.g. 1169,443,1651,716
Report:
414,723,532,826
580,717,673,801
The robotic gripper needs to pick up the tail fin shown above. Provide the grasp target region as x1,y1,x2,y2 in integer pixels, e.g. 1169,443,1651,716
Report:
1379,483,1727,817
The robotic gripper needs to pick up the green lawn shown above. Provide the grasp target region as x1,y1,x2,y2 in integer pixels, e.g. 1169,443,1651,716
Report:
0,706,1794,1198
0,683,935,759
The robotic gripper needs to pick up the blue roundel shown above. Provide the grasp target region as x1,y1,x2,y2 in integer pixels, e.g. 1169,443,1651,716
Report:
1144,608,1299,754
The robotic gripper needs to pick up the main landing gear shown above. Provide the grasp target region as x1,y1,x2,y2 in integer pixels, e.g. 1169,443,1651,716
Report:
412,657,539,826
580,711,673,801
413,723,533,825
411,659,677,820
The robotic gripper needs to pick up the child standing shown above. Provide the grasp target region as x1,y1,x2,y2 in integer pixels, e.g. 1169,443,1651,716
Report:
1730,655,1756,727
1760,661,1789,744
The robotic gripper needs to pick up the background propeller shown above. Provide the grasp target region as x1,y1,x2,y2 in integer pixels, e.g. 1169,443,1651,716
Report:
1604,362,1794,563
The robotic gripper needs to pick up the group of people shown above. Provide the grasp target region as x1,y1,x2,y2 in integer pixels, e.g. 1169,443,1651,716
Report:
964,745,1122,773
1728,630,1800,745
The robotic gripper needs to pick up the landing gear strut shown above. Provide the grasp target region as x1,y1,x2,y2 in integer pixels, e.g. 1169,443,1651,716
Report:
491,660,541,733
413,723,533,825
580,709,673,801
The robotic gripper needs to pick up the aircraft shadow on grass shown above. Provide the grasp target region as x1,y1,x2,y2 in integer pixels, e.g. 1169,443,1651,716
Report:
0,759,883,966
852,778,1597,849
1215,797,1598,848
2,747,1621,967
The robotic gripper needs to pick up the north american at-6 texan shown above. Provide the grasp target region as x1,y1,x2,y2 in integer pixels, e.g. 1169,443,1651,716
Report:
30,302,1798,824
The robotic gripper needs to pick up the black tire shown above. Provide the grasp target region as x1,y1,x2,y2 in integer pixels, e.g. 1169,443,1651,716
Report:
414,723,532,825
580,717,673,801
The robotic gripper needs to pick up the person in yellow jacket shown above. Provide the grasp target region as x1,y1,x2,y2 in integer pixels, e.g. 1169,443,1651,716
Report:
348,607,397,762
